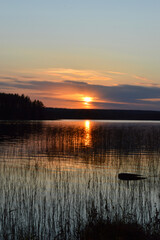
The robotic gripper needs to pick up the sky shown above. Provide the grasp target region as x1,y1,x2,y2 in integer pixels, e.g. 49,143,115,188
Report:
1,0,160,110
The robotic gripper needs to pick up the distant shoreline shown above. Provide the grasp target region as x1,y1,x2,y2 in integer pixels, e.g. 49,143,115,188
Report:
44,108,160,121
2,108,160,121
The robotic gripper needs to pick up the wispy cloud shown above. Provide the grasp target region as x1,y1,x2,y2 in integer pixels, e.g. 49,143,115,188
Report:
44,68,112,82
140,98,160,102
107,71,127,75
133,75,150,82
1,68,160,110
1,75,160,110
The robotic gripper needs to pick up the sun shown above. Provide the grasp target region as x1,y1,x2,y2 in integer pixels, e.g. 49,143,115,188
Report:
83,97,92,104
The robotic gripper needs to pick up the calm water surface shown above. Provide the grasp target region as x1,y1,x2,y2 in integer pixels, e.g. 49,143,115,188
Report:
0,120,160,239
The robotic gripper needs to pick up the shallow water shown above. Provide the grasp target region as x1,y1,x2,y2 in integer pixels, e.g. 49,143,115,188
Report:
0,120,160,239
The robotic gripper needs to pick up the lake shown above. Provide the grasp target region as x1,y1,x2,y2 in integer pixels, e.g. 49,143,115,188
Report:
0,120,160,239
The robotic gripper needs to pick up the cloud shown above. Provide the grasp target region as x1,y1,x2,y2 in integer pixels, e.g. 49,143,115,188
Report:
0,76,160,109
140,98,160,102
0,76,20,81
1,73,160,110
107,71,126,75
133,75,150,82
43,68,112,81
64,80,88,85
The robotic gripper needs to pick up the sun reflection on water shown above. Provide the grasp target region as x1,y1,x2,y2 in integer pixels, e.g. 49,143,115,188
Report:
84,120,91,147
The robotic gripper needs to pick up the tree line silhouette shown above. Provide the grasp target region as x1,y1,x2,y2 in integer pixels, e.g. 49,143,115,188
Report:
0,93,44,120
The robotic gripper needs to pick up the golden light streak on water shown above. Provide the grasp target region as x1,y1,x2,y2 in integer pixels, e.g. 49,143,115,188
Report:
84,120,91,147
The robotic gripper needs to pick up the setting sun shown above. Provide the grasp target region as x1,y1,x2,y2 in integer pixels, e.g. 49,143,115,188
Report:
83,97,92,105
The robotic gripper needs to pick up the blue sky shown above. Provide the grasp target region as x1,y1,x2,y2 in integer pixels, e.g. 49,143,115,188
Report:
0,1,160,109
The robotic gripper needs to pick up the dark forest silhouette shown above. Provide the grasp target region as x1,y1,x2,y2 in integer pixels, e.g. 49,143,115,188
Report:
0,93,44,120
1,92,160,120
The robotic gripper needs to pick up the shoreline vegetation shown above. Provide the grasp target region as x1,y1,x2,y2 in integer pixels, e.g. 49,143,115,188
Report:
1,92,160,120
78,205,160,240
1,203,160,240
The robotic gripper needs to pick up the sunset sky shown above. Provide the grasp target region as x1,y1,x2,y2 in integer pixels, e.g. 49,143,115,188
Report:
1,1,160,110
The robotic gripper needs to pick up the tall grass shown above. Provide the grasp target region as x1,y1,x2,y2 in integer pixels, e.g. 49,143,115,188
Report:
0,162,160,239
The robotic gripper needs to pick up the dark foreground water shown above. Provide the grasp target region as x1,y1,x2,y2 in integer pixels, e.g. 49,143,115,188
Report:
0,120,160,239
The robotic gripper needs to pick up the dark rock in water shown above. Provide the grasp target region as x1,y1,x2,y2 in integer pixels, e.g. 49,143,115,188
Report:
118,173,146,181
